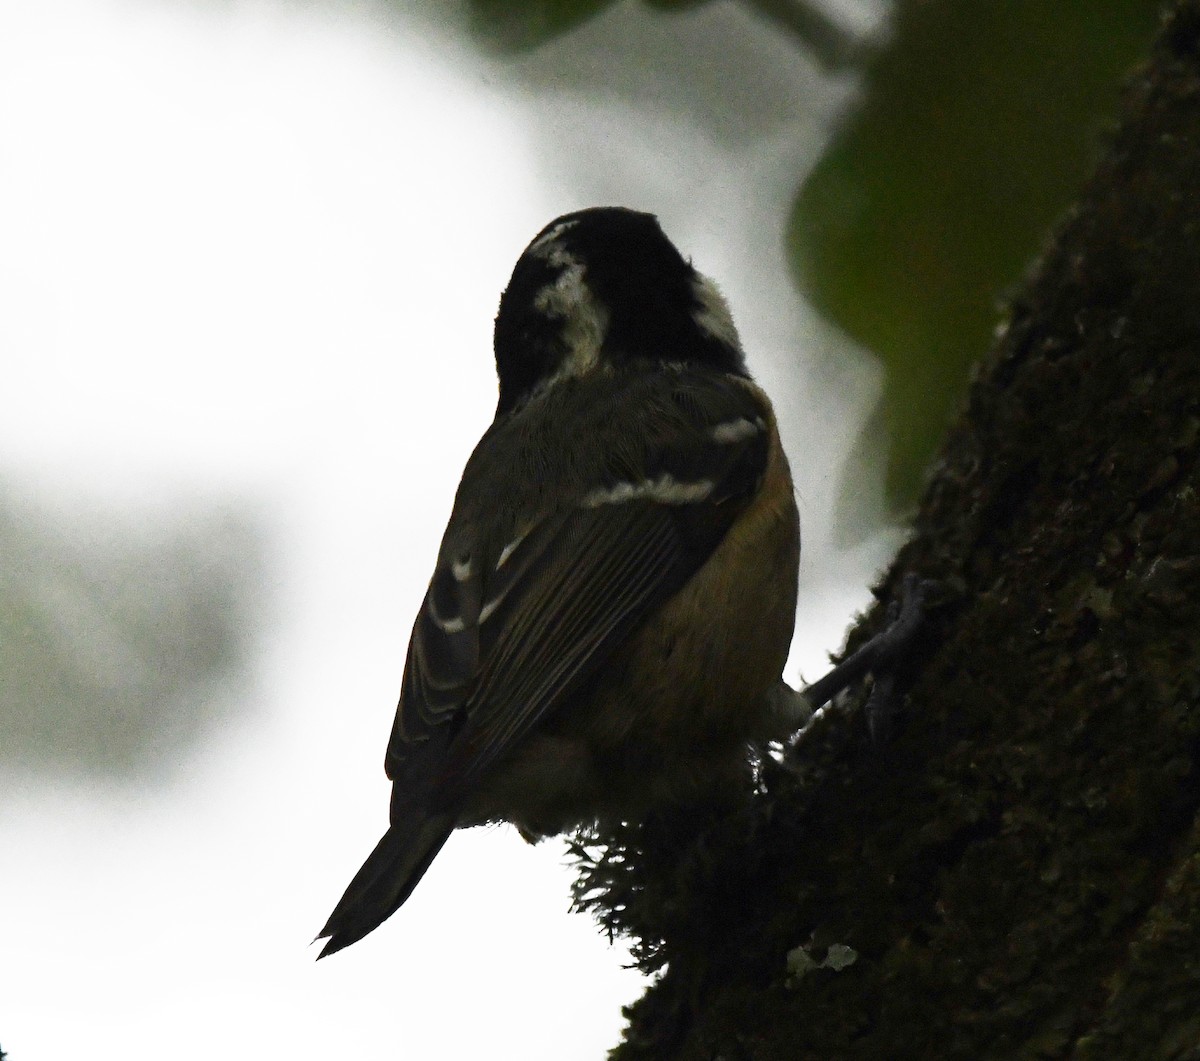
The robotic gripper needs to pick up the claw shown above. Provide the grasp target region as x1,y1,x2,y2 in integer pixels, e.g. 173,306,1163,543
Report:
792,574,936,732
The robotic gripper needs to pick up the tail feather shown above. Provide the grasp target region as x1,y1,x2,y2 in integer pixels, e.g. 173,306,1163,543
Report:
317,810,456,958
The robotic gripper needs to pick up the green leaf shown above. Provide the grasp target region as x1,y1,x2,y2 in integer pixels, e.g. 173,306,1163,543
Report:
790,0,1160,509
466,0,620,53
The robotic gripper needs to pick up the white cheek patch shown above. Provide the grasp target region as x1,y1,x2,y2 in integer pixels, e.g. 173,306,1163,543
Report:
711,416,766,444
691,273,741,350
584,473,715,508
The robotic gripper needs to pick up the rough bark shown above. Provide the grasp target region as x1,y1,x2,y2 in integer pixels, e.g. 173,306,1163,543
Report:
571,4,1200,1057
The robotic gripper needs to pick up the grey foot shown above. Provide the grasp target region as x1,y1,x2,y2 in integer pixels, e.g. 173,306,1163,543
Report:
796,574,936,740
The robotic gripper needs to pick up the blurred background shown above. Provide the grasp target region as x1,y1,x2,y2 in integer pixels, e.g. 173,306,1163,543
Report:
0,0,1159,1057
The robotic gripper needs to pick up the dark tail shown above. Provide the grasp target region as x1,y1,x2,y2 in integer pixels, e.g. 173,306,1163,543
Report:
317,810,456,958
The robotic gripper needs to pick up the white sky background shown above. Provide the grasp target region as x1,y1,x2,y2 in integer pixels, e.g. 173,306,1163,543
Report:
0,0,899,1057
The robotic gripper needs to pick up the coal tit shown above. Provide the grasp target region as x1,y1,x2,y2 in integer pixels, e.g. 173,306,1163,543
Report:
319,207,821,957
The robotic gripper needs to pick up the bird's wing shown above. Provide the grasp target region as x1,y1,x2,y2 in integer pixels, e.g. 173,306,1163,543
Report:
385,372,775,811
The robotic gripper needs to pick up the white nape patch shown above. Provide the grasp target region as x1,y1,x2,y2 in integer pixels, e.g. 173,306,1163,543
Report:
451,556,473,582
528,219,579,257
496,532,525,569
711,416,766,444
532,255,610,380
584,473,714,508
692,273,741,350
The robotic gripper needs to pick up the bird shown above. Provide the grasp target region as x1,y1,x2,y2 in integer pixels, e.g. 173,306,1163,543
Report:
317,206,806,958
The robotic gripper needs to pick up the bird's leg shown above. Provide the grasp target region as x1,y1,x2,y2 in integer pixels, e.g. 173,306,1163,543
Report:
776,575,935,742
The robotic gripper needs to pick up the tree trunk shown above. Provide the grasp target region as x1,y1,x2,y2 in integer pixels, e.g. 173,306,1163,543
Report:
572,4,1200,1057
